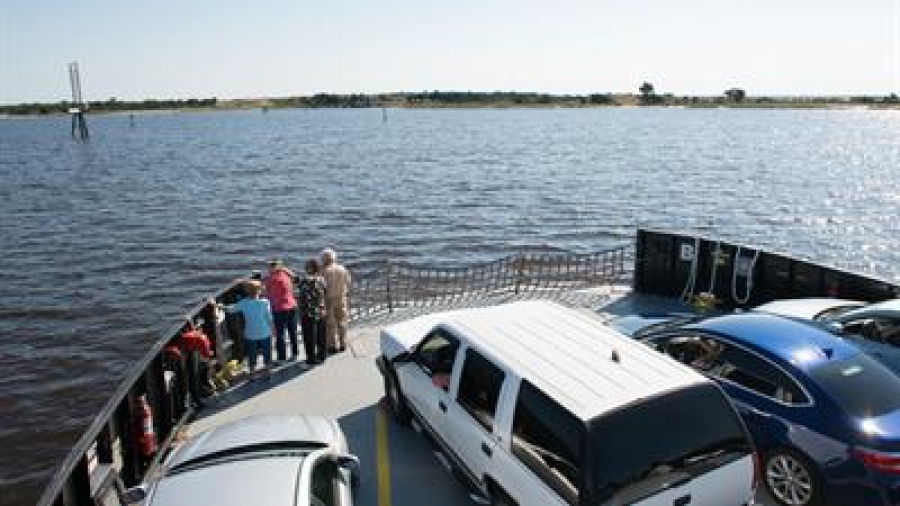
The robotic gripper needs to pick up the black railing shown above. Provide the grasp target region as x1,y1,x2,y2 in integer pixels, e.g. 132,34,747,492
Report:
634,228,900,308
35,286,235,506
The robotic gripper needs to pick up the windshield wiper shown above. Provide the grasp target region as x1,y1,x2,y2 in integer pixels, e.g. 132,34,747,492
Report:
169,441,325,472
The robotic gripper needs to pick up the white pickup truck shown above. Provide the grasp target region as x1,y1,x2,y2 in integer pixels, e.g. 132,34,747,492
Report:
377,300,757,506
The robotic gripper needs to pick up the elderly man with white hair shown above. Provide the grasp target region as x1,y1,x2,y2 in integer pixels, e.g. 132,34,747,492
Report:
321,248,352,352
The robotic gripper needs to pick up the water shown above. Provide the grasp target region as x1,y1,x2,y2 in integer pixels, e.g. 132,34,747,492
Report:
2,107,900,505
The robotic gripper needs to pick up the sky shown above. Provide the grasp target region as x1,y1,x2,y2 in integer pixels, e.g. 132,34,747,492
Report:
1,0,898,105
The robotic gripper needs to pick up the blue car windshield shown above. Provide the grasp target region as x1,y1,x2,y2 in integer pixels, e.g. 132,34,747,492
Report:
810,354,900,418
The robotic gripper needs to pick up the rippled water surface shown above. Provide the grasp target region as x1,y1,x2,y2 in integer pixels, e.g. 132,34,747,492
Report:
2,107,900,505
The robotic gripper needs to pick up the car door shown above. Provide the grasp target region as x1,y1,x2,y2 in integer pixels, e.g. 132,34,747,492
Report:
395,329,461,438
442,346,508,491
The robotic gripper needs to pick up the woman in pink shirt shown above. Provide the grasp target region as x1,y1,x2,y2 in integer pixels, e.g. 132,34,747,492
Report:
264,259,299,361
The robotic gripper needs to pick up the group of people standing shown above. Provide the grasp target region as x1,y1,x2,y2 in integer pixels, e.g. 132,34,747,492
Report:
219,248,352,379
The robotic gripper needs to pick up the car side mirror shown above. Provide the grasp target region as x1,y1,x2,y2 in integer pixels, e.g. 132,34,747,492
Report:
122,485,148,504
334,454,360,473
826,322,844,334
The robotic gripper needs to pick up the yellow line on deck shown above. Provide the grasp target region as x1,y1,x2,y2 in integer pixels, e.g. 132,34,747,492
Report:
375,406,393,506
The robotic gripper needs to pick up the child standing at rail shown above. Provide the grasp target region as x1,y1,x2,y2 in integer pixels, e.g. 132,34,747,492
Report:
216,280,275,380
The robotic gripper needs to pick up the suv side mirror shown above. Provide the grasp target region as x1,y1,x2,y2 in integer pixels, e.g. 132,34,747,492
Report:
122,485,148,504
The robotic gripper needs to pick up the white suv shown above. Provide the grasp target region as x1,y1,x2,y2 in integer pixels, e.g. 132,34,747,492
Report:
377,301,757,506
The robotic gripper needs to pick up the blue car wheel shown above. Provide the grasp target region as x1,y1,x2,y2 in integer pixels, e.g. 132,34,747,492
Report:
764,448,822,506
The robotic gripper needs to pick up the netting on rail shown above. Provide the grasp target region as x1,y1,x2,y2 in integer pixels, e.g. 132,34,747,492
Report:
349,245,632,323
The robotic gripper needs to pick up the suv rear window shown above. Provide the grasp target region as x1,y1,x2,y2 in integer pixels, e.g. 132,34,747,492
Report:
810,353,900,417
512,380,584,505
589,383,751,505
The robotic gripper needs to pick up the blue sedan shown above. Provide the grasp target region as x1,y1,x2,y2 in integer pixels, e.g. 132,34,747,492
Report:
636,312,900,506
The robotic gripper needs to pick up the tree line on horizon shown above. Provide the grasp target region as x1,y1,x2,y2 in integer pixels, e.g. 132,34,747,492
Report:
2,86,899,115
0,97,219,115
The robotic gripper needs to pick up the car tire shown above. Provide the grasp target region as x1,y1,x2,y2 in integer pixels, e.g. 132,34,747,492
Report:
384,370,411,424
764,448,822,506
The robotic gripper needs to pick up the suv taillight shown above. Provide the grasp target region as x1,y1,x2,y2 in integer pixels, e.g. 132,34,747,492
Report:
853,447,900,474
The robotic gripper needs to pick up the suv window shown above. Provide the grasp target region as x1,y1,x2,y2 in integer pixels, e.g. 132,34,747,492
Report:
415,330,459,391
456,349,505,431
512,380,583,505
590,383,752,505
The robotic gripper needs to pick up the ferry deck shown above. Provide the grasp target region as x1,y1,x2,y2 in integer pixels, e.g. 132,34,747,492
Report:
38,229,900,506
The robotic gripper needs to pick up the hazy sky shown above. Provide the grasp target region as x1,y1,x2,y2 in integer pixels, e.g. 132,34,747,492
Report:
2,0,898,104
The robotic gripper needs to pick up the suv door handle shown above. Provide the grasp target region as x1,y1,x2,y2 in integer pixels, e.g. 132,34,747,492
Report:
438,401,447,413
481,442,492,457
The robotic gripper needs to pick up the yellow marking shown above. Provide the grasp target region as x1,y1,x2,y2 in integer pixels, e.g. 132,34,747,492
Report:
376,406,393,506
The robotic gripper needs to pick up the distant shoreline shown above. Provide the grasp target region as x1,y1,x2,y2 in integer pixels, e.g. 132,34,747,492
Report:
3,91,899,116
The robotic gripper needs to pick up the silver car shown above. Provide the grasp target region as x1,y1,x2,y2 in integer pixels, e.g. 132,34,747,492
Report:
756,298,900,342
754,297,866,322
127,415,358,506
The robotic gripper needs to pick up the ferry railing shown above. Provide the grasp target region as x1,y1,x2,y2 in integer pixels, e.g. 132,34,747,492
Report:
349,245,632,323
633,228,900,308
37,246,632,506
35,284,240,506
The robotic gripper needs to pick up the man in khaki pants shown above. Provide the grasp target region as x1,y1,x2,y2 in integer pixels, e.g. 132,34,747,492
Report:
321,248,351,352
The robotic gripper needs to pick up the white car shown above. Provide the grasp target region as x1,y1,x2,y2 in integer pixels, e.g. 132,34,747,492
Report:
756,298,900,343
754,297,866,322
126,415,358,506
377,301,757,506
